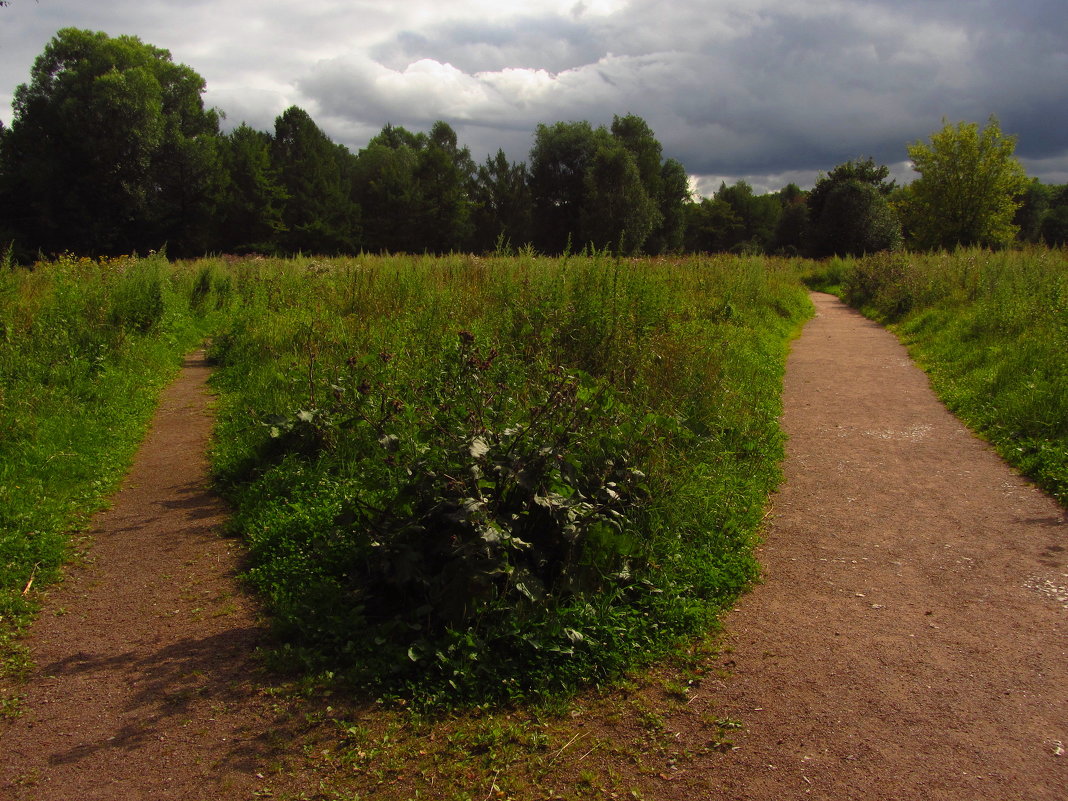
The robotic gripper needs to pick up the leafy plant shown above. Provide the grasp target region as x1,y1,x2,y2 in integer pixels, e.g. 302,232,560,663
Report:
233,330,660,699
208,252,811,705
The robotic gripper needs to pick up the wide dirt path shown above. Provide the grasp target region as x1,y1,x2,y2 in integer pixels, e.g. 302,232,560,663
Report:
694,292,1068,799
0,352,293,800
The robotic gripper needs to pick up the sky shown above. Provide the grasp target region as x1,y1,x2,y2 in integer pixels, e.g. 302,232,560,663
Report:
1,0,1066,196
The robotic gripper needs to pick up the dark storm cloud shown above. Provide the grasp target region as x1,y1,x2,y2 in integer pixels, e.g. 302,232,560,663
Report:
370,16,605,75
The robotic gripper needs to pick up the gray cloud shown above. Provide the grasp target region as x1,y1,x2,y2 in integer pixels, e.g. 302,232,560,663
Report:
2,0,1066,193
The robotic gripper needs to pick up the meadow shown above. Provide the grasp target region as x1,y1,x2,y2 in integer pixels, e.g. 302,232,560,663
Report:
3,247,1065,715
204,251,811,705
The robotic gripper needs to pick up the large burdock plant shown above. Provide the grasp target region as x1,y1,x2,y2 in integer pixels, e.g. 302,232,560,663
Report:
242,330,658,702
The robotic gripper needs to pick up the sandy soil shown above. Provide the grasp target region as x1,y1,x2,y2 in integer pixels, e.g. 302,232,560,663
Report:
1,293,1065,800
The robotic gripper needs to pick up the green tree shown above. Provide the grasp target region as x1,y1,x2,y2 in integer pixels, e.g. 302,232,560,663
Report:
413,121,475,252
647,158,690,254
714,181,781,252
682,197,742,252
771,183,809,254
353,125,421,252
2,28,224,256
216,123,287,252
0,120,13,250
1013,179,1052,243
528,116,680,254
1040,185,1068,245
528,121,602,253
905,116,1030,249
470,149,532,252
580,142,658,254
354,121,473,253
807,158,901,256
271,106,360,253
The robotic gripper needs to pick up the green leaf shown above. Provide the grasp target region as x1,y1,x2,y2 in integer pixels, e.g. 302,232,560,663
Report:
563,628,584,643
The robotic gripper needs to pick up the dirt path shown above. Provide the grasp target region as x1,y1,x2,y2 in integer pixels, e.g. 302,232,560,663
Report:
0,352,295,800
692,292,1068,799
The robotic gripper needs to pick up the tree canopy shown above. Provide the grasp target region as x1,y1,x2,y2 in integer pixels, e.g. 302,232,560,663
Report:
1,28,221,256
807,158,901,256
905,116,1030,249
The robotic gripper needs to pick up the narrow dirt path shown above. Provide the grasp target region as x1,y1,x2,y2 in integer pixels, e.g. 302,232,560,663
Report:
688,292,1068,799
0,352,295,800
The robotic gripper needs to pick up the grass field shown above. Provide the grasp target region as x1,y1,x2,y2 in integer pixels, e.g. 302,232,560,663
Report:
5,246,1064,718
204,251,812,705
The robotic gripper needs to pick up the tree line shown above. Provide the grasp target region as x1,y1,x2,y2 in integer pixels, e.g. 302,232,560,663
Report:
2,29,1066,261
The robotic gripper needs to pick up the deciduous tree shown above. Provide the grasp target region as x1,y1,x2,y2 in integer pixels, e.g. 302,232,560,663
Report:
807,158,900,256
1,28,223,256
905,116,1029,249
528,121,602,253
581,142,658,254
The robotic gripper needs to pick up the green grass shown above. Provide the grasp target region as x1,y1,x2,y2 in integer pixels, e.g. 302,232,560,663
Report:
205,252,812,706
819,247,1068,505
0,253,231,679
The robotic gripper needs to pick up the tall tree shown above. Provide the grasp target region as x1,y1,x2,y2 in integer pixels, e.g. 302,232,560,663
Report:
610,114,664,206
581,142,658,254
216,124,287,252
807,158,900,256
905,116,1029,249
353,128,420,253
0,120,13,249
772,183,810,254
1013,179,1052,243
271,106,360,253
714,181,781,252
528,121,602,253
646,158,690,254
470,149,532,252
682,197,742,252
355,121,473,253
528,116,679,254
1040,185,1068,245
1,28,224,256
413,121,475,252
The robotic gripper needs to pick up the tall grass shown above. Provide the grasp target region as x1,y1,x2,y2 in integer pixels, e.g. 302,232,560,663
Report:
207,252,812,705
0,253,231,674
815,247,1068,505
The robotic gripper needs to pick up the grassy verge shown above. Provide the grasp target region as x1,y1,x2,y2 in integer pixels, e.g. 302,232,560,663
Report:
811,247,1068,506
207,252,812,707
0,253,231,694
